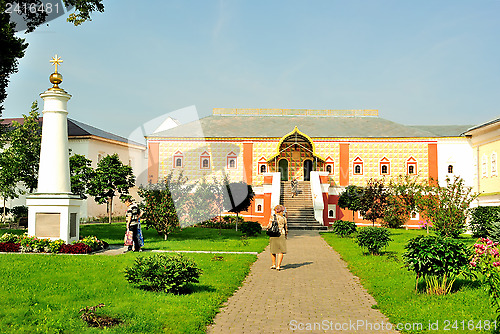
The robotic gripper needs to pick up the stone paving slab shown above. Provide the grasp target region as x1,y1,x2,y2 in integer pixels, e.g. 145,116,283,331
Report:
207,230,400,334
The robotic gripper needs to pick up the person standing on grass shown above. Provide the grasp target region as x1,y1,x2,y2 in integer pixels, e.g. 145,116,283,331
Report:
268,205,288,271
125,198,142,252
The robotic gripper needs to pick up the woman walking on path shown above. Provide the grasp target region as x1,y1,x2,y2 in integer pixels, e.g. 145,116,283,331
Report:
267,205,288,271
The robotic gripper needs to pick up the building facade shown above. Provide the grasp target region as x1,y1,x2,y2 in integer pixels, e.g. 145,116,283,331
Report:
147,108,473,228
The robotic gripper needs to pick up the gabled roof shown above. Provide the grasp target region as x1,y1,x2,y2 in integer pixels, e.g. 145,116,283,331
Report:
1,117,145,148
147,115,457,139
408,125,474,137
462,116,500,135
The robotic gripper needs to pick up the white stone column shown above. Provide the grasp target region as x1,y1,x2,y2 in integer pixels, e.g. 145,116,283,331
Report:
27,55,82,244
37,90,72,194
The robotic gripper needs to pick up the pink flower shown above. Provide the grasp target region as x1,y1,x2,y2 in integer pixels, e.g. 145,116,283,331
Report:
489,248,500,257
492,262,500,267
470,261,477,267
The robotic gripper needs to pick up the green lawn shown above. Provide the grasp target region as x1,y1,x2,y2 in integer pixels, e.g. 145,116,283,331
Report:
0,224,266,333
321,230,497,334
81,223,270,253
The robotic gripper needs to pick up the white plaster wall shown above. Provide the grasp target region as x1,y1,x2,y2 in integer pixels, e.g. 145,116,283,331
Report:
437,138,474,187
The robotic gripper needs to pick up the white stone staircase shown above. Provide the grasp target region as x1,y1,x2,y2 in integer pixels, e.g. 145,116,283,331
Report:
281,181,327,230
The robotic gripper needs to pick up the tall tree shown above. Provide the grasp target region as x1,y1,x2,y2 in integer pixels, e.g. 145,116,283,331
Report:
0,0,104,117
0,147,18,220
88,154,135,224
358,178,388,226
6,101,41,193
69,153,95,199
338,185,363,223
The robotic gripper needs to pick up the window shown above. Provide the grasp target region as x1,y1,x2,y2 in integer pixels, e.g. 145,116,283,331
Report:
325,157,334,175
255,199,264,213
410,211,419,220
200,151,210,169
326,164,332,174
328,204,336,219
482,154,488,178
258,157,268,174
406,157,417,175
173,151,183,168
447,165,453,174
379,157,390,175
353,157,363,175
227,152,237,169
492,152,498,176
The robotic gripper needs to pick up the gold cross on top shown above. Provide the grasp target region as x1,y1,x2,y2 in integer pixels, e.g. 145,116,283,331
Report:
50,54,63,73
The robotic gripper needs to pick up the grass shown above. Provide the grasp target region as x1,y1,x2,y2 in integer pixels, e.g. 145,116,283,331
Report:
81,222,270,253
0,224,267,333
321,229,497,334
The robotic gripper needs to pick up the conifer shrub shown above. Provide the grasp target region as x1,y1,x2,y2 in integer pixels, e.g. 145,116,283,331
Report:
239,221,262,237
470,206,500,238
332,220,357,237
355,227,392,255
124,253,202,294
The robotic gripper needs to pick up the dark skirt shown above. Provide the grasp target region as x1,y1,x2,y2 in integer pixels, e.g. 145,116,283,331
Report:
270,234,287,254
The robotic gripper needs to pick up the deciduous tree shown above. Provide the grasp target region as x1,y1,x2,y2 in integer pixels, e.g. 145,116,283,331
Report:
69,153,95,199
88,154,135,224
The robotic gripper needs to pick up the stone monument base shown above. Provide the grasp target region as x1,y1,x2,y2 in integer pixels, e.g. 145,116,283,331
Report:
27,194,82,243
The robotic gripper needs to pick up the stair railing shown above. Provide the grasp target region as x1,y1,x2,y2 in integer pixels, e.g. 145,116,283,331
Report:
310,171,324,225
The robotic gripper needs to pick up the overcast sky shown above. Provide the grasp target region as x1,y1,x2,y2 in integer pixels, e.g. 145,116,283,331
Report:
4,0,500,142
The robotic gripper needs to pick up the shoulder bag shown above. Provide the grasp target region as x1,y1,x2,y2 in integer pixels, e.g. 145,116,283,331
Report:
266,214,281,237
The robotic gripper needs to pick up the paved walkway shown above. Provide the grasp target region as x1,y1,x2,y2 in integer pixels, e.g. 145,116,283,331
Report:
206,231,400,334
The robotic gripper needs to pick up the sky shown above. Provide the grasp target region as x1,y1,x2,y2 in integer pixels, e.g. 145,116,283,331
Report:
4,0,500,143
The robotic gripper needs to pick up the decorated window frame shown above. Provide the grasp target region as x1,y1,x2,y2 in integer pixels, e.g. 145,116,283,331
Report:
200,151,211,170
328,204,336,218
353,156,363,175
492,152,498,177
255,198,264,213
379,157,390,176
227,152,237,169
325,156,334,175
482,154,488,178
258,157,268,174
406,157,417,175
173,151,184,168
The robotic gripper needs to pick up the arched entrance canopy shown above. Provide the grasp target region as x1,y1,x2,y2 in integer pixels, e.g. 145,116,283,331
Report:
268,127,325,180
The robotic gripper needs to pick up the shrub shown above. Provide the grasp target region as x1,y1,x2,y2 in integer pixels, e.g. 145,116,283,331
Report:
59,243,92,254
332,220,356,237
239,221,262,237
79,235,104,251
355,227,391,255
403,235,471,294
0,242,20,252
0,233,20,243
488,221,500,243
470,238,500,316
47,240,65,253
470,206,500,238
124,253,202,294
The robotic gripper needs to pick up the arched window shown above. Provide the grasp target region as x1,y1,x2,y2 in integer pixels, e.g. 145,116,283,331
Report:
379,157,390,175
257,204,262,212
408,165,415,174
176,158,182,167
173,151,184,168
227,152,237,169
492,152,498,176
260,164,267,173
448,165,453,174
229,159,236,168
406,157,417,175
353,157,363,175
328,210,334,218
200,151,210,169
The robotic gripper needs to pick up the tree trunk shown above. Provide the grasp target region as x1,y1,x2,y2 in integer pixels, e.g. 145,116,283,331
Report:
235,213,238,231
108,196,113,224
164,233,168,240
2,198,6,223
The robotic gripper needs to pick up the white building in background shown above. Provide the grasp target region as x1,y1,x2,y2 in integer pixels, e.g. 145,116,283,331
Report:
1,117,147,220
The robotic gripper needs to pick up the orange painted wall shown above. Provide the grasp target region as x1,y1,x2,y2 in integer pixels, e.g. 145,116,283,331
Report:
428,143,438,185
339,143,349,186
148,142,159,184
243,142,253,184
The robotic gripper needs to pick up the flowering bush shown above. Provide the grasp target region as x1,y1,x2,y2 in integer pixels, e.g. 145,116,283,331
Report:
0,233,20,243
47,240,65,253
0,242,20,252
59,243,92,254
79,235,104,251
470,238,500,316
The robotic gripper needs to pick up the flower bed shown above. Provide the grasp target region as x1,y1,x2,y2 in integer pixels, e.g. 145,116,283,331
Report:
0,233,106,254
